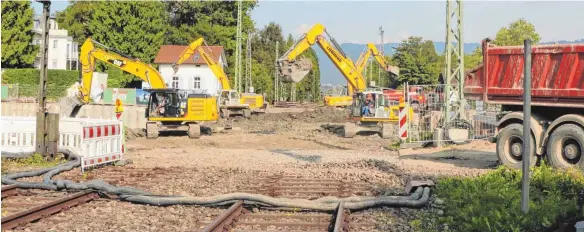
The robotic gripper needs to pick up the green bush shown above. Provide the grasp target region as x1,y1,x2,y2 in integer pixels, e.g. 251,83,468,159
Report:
414,165,584,232
1,68,79,99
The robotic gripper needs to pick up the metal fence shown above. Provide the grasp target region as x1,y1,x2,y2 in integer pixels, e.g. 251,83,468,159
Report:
404,83,500,144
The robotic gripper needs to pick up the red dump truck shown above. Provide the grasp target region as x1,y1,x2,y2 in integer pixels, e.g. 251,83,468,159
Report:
464,38,584,170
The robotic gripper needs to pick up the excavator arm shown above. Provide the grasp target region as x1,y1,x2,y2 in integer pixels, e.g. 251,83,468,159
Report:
79,38,167,103
277,23,366,95
356,43,400,76
172,37,231,90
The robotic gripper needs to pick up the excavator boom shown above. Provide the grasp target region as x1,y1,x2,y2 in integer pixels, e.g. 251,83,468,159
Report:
79,38,167,104
278,23,365,95
356,43,400,76
173,38,231,90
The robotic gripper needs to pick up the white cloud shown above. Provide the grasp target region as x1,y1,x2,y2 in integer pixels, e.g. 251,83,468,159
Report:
294,24,312,37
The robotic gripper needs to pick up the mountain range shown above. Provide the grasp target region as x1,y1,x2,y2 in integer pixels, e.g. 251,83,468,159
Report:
316,39,584,85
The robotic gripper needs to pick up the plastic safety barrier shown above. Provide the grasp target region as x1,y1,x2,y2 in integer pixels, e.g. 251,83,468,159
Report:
0,116,124,172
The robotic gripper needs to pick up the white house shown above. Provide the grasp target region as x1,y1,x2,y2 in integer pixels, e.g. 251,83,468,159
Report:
32,15,78,70
148,45,227,96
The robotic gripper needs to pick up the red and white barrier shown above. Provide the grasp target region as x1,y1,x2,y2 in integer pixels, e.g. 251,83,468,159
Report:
1,116,124,172
399,103,409,140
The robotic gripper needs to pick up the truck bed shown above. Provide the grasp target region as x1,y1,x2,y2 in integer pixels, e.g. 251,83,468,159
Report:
464,39,584,108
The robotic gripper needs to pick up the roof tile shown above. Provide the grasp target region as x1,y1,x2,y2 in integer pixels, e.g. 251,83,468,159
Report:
154,45,224,65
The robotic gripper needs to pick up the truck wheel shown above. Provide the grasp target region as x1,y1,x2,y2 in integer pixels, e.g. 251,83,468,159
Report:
146,122,159,139
344,122,357,138
546,124,584,170
243,109,251,119
496,123,536,169
188,123,201,139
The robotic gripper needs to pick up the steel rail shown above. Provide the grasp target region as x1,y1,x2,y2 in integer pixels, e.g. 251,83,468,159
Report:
1,191,99,231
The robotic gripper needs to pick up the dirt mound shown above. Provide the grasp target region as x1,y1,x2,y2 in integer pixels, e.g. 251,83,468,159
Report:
252,106,348,123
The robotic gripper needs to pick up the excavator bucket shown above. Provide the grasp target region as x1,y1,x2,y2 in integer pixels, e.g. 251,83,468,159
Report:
278,58,313,83
59,96,83,118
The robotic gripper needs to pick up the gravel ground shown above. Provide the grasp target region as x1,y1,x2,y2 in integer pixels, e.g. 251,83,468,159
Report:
2,106,498,231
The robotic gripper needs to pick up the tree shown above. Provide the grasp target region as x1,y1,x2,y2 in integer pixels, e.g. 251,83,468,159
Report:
164,1,257,81
462,18,540,71
392,37,441,85
1,1,38,68
494,18,541,46
57,1,168,87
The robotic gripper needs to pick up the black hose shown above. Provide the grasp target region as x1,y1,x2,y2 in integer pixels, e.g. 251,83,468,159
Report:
1,151,432,211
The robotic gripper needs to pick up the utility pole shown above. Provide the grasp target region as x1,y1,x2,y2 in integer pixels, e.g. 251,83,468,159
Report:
274,41,279,103
246,32,253,93
444,0,465,122
235,0,243,93
35,0,59,157
378,26,384,86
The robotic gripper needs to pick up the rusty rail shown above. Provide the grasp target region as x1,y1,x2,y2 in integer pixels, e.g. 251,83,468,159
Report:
1,185,18,199
202,200,245,232
1,191,99,231
333,202,346,232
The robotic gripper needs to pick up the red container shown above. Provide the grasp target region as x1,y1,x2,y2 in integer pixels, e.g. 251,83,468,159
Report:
464,39,584,108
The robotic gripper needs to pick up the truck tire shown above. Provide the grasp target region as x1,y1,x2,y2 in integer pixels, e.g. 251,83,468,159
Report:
188,123,201,139
546,124,584,170
146,122,159,139
496,123,536,169
344,122,357,138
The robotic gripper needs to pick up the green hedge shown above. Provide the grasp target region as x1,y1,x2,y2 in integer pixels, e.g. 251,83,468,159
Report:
1,69,79,99
412,165,584,232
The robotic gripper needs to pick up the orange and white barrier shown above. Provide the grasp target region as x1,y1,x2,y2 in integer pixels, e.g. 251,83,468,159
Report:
1,116,124,172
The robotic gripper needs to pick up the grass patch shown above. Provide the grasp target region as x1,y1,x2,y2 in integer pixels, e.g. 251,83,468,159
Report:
1,153,65,174
413,165,584,232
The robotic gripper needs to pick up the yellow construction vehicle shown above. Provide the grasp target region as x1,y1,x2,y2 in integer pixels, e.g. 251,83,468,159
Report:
173,37,265,118
65,38,219,139
277,23,411,139
355,43,400,76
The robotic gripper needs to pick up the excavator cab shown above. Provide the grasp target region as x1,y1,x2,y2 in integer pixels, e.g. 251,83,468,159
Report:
218,90,251,119
147,91,183,118
144,89,219,139
344,91,401,139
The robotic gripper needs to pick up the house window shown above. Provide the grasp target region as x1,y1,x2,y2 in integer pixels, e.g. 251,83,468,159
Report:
66,44,70,58
52,59,58,68
172,76,179,89
53,40,58,49
193,76,201,89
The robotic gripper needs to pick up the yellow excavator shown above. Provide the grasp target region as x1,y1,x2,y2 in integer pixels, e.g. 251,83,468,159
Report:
277,23,410,139
324,42,400,107
64,38,219,139
173,37,266,118
355,43,400,78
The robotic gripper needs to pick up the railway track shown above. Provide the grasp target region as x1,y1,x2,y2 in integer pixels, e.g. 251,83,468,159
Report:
197,174,379,232
0,185,99,231
1,170,383,231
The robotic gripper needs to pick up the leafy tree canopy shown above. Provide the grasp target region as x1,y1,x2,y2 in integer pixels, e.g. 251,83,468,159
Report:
1,1,38,68
494,18,541,46
392,36,441,85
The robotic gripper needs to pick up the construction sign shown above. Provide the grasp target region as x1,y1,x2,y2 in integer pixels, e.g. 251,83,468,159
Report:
115,98,124,120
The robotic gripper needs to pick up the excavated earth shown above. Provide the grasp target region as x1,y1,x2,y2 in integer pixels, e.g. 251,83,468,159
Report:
4,105,498,232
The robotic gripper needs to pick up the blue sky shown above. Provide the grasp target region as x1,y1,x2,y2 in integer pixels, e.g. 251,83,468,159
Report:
34,1,584,43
